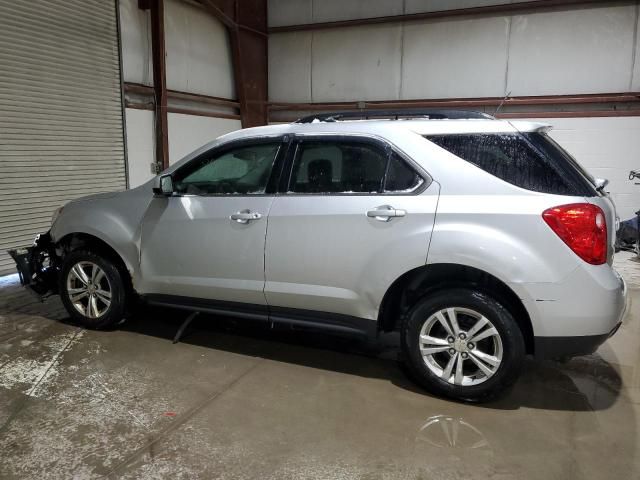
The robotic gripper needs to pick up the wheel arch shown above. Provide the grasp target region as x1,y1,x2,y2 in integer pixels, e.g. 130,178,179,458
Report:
377,263,534,355
57,232,135,295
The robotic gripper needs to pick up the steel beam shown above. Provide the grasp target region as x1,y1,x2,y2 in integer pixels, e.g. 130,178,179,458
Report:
145,0,170,171
200,0,268,127
268,0,632,33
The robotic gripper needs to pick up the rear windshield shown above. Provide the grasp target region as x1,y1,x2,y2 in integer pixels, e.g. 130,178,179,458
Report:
425,132,596,196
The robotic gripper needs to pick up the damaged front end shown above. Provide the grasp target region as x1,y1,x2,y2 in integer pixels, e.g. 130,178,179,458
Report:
8,232,60,300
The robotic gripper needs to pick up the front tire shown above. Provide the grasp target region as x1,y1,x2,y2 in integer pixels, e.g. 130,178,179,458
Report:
401,288,525,402
59,250,127,329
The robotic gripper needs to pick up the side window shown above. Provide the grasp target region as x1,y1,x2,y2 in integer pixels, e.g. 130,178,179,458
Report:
426,134,581,195
384,153,424,193
289,141,387,194
173,142,280,195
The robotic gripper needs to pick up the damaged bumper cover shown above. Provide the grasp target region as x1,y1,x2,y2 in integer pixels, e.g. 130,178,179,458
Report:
7,231,59,299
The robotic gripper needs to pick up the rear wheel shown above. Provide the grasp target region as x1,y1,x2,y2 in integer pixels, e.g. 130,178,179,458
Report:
401,288,525,402
59,250,127,329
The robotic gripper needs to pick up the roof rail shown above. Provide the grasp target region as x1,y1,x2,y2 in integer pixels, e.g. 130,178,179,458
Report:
294,109,495,124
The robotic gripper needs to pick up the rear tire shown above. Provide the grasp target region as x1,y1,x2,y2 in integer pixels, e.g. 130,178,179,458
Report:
59,250,127,329
401,288,525,402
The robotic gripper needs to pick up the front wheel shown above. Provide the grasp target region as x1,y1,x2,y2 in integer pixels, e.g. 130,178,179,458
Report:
59,250,127,329
401,288,525,402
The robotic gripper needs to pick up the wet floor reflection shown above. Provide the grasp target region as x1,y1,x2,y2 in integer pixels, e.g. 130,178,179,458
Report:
417,415,489,449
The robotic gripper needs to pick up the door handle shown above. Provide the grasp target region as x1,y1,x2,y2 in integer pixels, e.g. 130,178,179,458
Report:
367,205,406,222
230,210,262,224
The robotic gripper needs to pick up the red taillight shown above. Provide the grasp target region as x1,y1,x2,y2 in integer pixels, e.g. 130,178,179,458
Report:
542,203,607,265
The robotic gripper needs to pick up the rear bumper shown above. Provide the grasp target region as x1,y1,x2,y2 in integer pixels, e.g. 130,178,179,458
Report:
515,261,627,336
534,321,622,360
530,275,627,359
7,232,58,299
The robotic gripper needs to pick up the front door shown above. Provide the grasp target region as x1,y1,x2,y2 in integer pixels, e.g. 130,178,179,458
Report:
138,139,284,305
264,136,439,321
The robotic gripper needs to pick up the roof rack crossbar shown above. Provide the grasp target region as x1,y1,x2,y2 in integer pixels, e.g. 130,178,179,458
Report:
294,109,494,124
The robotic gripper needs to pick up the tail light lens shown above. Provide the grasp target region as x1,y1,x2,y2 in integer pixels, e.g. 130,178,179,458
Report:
542,203,607,265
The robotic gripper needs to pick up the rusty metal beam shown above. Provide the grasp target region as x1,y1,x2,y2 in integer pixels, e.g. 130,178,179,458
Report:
124,82,240,109
125,100,242,120
268,92,640,122
200,0,268,127
268,0,632,33
496,110,640,118
147,0,169,170
269,92,640,112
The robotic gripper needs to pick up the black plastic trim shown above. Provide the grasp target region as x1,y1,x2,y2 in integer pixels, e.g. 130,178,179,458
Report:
143,294,377,339
269,305,377,338
533,324,620,360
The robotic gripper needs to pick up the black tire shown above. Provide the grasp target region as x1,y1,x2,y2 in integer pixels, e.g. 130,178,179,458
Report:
59,249,127,329
401,288,525,402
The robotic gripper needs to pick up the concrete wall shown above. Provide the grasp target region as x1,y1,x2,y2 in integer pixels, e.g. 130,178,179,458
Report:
119,0,239,188
269,4,640,102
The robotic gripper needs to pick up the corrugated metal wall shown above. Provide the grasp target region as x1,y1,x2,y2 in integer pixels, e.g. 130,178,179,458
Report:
0,0,126,275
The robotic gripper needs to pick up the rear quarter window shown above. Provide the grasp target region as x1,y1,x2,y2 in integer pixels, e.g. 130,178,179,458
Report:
426,133,595,196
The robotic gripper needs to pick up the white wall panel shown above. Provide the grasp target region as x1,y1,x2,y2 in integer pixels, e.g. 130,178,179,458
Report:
268,0,312,28
125,108,155,188
539,117,640,219
165,0,235,98
632,6,640,91
119,0,152,85
312,24,402,101
312,0,403,23
168,114,241,164
507,6,636,96
268,5,638,102
402,16,509,99
269,32,312,102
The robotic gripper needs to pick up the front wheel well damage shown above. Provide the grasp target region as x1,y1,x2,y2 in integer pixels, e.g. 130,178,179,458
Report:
377,263,535,355
56,233,135,296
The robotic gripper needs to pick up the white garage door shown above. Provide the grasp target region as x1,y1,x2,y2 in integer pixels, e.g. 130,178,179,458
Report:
0,0,126,275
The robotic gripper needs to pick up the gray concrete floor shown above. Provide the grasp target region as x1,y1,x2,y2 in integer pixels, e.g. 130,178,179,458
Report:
0,254,639,479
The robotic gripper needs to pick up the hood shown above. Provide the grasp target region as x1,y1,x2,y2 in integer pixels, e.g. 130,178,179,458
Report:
67,192,121,205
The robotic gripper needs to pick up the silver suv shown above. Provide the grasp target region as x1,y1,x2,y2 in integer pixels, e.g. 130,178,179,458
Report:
9,110,627,401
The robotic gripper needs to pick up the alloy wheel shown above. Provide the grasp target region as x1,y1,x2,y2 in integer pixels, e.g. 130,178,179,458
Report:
419,307,503,386
66,261,112,318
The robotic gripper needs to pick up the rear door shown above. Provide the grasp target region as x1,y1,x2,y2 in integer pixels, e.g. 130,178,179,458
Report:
264,135,439,321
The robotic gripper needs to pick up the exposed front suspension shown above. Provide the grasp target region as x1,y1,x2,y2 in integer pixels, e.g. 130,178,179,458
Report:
7,231,59,299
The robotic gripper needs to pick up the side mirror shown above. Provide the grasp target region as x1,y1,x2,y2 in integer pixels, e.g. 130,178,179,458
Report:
153,174,174,196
